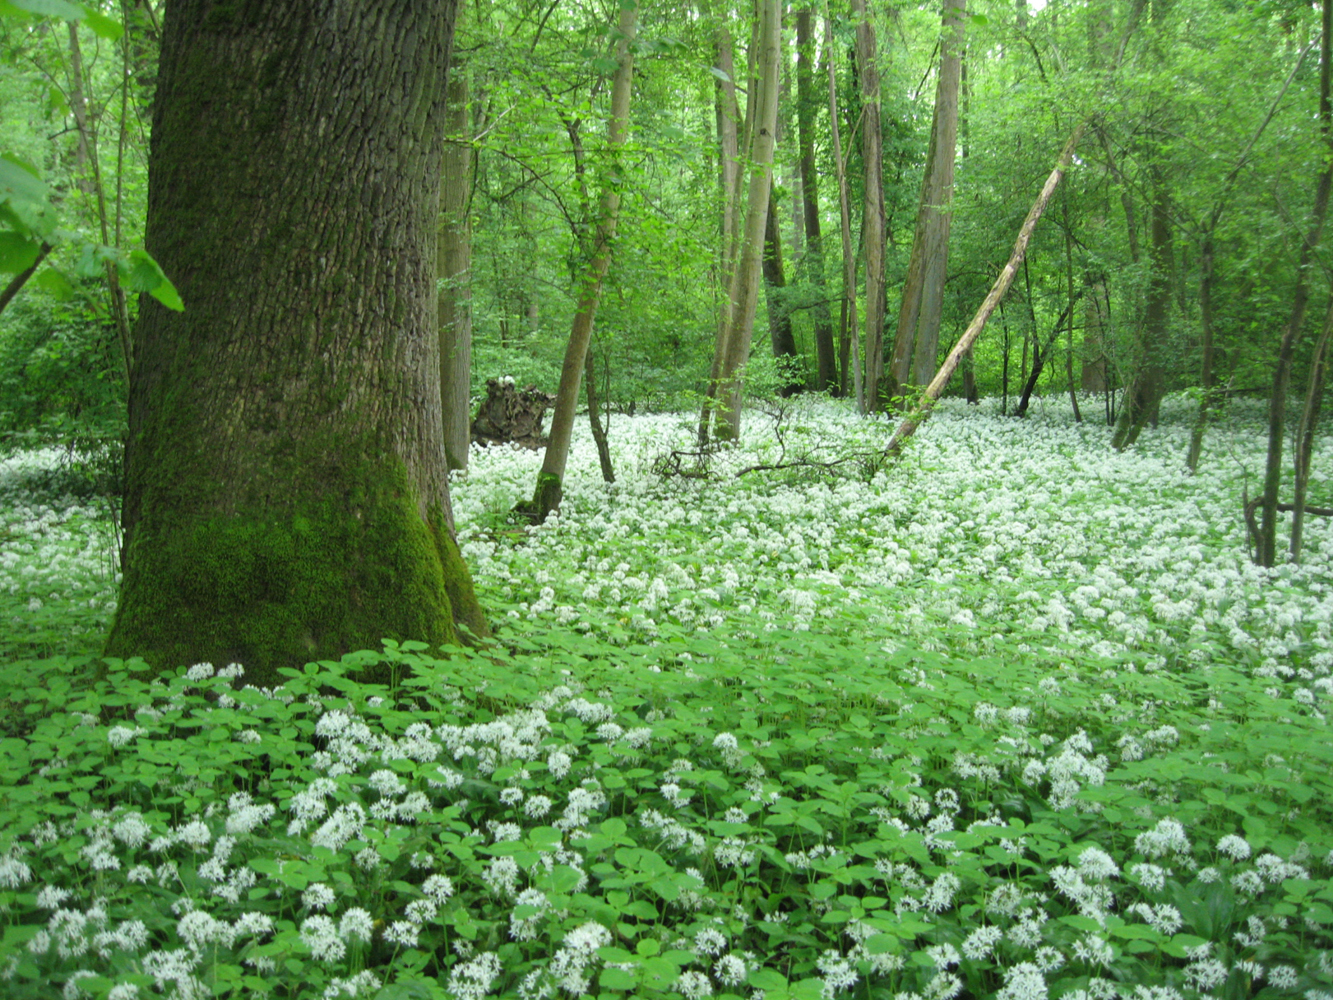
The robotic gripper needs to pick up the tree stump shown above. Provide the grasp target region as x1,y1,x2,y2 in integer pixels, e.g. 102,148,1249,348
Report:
471,378,556,450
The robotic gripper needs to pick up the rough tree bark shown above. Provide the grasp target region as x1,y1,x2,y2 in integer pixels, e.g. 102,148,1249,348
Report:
889,0,965,395
439,61,473,473
852,0,887,410
105,0,487,683
526,2,637,520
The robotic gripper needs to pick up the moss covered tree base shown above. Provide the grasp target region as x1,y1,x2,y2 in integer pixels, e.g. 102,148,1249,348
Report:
106,460,488,689
512,473,563,526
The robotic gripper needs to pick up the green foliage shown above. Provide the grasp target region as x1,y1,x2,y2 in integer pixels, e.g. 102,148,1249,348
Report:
0,293,126,450
1,609,1331,998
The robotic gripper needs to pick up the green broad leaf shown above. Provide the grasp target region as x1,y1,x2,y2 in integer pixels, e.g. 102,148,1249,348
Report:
969,12,989,25
749,968,788,991
81,7,121,37
709,66,733,84
862,933,899,955
120,249,184,310
599,966,637,991
372,982,440,1000
34,266,74,300
0,231,41,272
0,0,83,21
0,154,48,204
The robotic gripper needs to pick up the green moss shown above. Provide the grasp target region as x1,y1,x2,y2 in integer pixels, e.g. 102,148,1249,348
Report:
105,459,482,689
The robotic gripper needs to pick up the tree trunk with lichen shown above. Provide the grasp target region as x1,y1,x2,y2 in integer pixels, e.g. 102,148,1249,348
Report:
104,0,488,685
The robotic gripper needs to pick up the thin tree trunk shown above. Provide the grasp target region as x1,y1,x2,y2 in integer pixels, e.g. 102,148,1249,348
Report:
0,242,53,318
69,21,135,381
852,0,887,410
700,22,743,442
585,346,615,483
1016,295,1079,417
1186,237,1216,473
827,3,862,407
106,0,487,681
884,123,1086,459
889,0,965,395
1189,42,1309,473
763,197,800,392
1111,166,1173,449
1291,297,1332,560
439,61,473,473
706,0,781,441
528,4,637,520
797,7,838,392
1259,0,1333,566
1081,273,1108,393
1063,191,1082,421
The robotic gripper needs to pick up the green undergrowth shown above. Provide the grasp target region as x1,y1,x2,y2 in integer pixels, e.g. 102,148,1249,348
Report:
1,604,1331,1000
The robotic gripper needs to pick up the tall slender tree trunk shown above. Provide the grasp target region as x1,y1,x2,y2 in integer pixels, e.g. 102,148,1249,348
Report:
528,3,637,520
890,0,965,395
796,7,838,392
106,0,487,683
439,62,473,473
705,0,781,442
852,0,887,411
700,21,744,442
585,346,615,483
1260,0,1333,565
1185,237,1216,472
826,5,862,406
1081,273,1109,393
68,22,134,380
1111,167,1172,449
762,197,800,392
884,123,1086,458
1291,299,1332,560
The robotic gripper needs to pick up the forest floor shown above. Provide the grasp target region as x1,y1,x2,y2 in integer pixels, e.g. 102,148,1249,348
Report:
1,393,1331,1000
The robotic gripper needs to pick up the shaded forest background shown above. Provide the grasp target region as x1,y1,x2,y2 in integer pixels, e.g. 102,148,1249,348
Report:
0,0,1328,507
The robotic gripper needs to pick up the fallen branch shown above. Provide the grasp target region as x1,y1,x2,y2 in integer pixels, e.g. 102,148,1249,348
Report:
882,122,1088,461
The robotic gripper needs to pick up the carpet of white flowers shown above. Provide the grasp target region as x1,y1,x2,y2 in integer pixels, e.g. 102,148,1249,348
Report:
1,395,1332,1000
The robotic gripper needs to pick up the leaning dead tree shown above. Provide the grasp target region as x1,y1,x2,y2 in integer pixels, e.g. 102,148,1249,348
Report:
882,123,1087,462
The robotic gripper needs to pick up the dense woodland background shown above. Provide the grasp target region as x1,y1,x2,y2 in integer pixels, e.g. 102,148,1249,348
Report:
3,0,1330,488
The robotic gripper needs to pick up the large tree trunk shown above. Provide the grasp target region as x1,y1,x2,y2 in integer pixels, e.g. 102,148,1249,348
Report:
796,7,838,392
105,0,487,683
706,0,781,442
852,0,887,410
889,0,964,395
439,61,473,473
527,3,637,520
